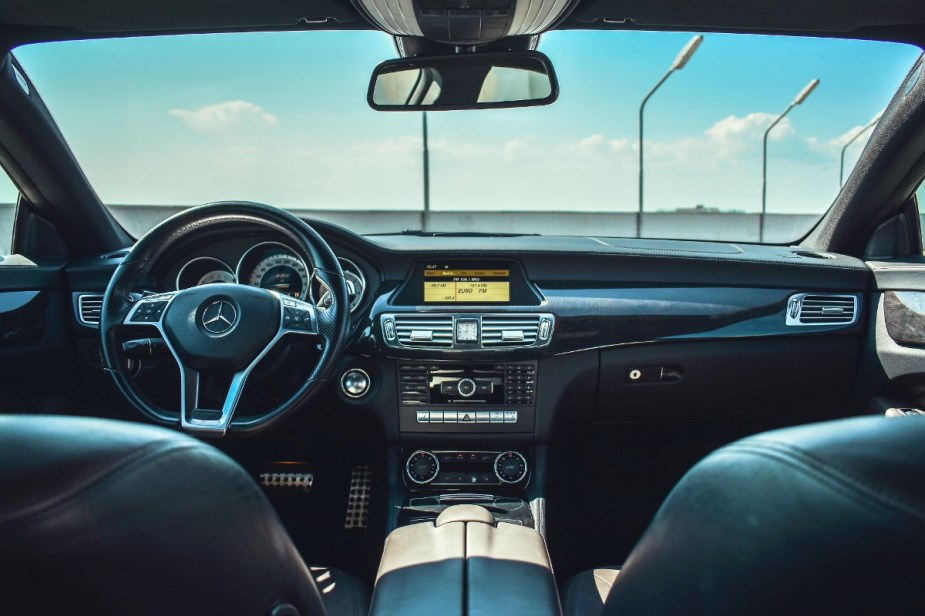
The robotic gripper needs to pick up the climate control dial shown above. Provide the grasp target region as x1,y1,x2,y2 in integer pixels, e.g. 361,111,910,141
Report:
494,451,528,484
406,450,440,484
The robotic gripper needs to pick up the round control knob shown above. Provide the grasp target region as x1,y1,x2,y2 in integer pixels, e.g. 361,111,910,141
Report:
406,450,440,484
494,451,528,484
457,378,477,398
341,368,370,398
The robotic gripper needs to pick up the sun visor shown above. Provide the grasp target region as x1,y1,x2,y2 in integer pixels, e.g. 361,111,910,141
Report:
353,0,577,45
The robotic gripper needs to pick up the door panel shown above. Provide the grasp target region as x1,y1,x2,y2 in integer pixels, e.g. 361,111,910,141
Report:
862,259,925,411
0,260,81,412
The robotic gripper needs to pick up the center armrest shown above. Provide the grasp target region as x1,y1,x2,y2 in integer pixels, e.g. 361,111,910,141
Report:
371,505,561,616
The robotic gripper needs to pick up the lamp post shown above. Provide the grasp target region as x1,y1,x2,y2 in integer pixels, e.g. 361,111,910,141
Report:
422,111,430,231
839,111,883,187
638,34,703,238
760,78,819,242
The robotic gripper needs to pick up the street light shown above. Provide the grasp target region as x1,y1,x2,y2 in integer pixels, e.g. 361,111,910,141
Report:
839,110,883,187
760,78,820,242
422,111,430,230
638,34,703,238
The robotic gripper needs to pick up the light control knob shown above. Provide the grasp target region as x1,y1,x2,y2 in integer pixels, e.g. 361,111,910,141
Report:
457,378,477,398
341,369,370,398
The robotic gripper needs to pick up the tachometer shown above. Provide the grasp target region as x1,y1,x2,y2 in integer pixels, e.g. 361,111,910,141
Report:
176,257,236,290
198,270,236,285
247,253,310,299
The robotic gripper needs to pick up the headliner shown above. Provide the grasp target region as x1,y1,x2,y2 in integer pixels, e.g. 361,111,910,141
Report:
1,0,925,47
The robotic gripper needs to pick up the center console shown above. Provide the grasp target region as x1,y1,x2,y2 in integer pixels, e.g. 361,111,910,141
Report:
370,504,561,616
377,260,553,537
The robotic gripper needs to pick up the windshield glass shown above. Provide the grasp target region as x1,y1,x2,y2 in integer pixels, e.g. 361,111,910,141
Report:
12,31,922,242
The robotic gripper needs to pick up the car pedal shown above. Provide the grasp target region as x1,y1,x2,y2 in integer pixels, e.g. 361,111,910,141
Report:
345,465,372,529
259,462,314,495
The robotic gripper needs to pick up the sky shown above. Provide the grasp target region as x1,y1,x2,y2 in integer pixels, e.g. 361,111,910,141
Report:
2,29,921,218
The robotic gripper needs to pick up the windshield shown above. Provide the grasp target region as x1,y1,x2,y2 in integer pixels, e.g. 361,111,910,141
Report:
11,31,922,242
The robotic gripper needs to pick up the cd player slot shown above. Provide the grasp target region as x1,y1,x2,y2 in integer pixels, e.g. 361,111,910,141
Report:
398,362,537,407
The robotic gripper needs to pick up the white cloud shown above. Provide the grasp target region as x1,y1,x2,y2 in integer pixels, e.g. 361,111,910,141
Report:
573,134,631,155
502,139,541,161
638,112,798,173
806,124,871,155
706,112,793,144
350,135,421,157
169,100,279,132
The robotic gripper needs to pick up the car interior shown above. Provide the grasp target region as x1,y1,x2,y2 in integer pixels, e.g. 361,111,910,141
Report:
3,0,925,614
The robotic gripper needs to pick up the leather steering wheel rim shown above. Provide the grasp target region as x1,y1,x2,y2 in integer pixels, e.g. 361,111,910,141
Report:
100,201,350,436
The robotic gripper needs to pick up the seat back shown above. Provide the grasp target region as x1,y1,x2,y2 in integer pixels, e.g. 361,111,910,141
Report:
0,415,328,615
605,416,925,614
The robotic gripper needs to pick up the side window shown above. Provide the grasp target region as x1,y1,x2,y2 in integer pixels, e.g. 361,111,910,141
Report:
0,170,18,256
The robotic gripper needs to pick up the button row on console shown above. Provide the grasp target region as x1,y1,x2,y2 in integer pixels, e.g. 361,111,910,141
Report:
416,410,517,424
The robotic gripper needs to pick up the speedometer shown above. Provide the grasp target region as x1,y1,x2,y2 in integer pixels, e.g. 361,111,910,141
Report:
247,253,310,299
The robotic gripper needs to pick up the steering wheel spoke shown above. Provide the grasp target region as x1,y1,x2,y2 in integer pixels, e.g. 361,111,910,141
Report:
176,362,249,436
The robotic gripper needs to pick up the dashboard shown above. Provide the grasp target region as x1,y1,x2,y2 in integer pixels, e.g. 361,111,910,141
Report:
67,218,873,444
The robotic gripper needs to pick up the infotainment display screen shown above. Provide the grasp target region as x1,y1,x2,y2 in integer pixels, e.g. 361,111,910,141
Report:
423,264,510,303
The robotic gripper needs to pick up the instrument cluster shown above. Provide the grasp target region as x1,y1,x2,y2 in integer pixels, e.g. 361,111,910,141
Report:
174,241,366,311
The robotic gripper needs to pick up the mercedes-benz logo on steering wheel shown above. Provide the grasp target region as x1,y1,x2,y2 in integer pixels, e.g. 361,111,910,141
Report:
201,300,237,335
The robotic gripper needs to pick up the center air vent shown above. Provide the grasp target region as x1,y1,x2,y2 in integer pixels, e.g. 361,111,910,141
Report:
786,293,858,327
76,294,104,327
394,314,455,348
481,315,541,347
382,313,555,350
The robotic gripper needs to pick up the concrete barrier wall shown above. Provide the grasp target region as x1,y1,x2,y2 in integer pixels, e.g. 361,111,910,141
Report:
0,202,825,255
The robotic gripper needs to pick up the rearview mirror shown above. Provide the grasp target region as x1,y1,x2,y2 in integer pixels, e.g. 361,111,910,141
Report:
368,51,558,111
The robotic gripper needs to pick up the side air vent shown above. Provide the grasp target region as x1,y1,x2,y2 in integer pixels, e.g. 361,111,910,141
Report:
77,294,104,327
786,293,858,327
481,315,542,347
394,314,455,348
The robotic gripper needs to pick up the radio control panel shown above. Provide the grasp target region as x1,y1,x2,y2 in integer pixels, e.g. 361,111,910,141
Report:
398,361,537,433
398,362,536,406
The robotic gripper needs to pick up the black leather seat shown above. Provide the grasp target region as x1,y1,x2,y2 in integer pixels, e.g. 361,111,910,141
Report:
0,415,370,616
562,416,925,615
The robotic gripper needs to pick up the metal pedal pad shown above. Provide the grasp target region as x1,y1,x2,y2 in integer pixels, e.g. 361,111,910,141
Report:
345,466,372,529
259,462,314,495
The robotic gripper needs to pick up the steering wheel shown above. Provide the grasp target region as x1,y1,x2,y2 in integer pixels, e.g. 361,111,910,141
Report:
100,202,350,437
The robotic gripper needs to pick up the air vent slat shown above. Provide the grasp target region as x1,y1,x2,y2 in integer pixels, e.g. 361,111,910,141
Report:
481,315,541,348
786,293,858,327
393,314,454,348
76,294,104,327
